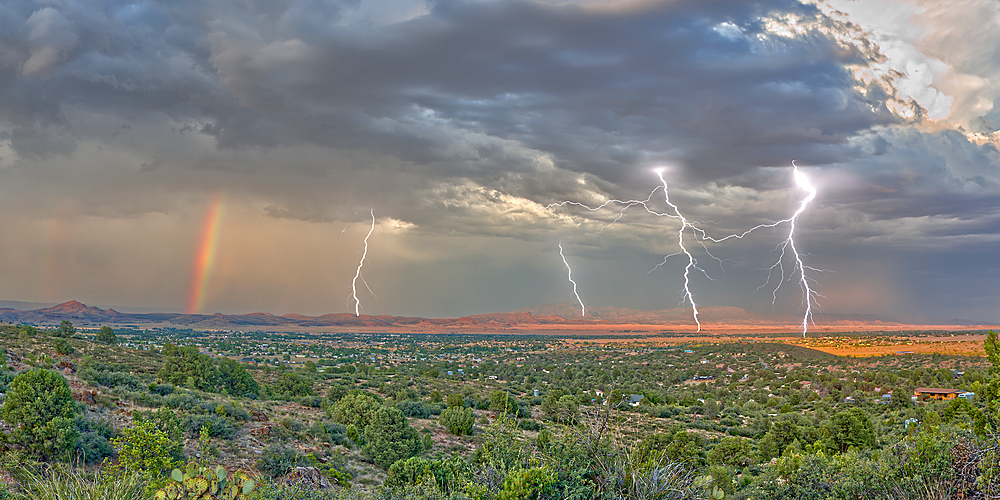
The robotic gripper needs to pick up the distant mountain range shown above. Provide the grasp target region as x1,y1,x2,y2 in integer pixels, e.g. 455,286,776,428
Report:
0,300,985,332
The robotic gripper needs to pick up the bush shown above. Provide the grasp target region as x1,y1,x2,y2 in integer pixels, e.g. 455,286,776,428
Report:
199,401,250,421
113,419,179,476
440,406,475,436
248,481,342,500
518,419,542,431
271,373,314,398
1,368,79,461
149,383,175,396
183,414,238,439
96,326,117,344
328,391,382,429
162,391,205,411
159,343,218,391
398,400,441,418
297,395,323,407
79,368,145,391
258,444,306,478
53,338,74,355
57,320,76,338
75,416,117,464
75,432,115,464
0,369,15,394
385,456,471,493
363,407,423,469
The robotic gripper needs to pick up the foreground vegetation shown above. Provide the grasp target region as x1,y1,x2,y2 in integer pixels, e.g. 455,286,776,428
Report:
0,323,998,499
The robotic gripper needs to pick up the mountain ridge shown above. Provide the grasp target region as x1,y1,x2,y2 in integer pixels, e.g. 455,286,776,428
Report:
0,300,992,331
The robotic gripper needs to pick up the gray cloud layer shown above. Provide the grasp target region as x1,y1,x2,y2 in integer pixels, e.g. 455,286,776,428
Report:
0,0,997,322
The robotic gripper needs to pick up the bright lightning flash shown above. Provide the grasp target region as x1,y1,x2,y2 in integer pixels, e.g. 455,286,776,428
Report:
541,163,824,335
351,209,376,317
558,243,586,316
543,170,712,331
653,169,703,331
756,162,821,335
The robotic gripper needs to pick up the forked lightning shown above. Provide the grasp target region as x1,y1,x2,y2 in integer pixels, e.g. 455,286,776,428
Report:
757,162,820,335
542,163,821,334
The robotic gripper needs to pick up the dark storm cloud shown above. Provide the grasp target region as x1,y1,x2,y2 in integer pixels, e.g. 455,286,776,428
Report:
0,0,997,321
816,127,1000,223
0,0,894,185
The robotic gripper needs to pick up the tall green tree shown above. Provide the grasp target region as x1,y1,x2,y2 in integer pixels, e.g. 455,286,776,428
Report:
824,408,875,453
158,343,218,391
217,358,259,397
96,325,117,344
271,372,313,398
972,330,1000,496
1,369,78,461
56,320,76,338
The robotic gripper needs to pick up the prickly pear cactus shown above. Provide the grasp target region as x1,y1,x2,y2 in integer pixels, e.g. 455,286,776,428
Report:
154,463,257,500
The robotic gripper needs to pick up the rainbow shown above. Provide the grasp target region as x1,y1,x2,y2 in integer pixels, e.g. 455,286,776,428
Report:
187,191,226,314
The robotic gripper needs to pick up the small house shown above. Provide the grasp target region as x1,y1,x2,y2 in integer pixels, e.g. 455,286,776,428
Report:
913,387,960,401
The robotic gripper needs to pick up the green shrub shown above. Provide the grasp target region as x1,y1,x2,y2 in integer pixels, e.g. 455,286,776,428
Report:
385,456,434,488
397,400,441,418
96,326,117,344
183,414,237,439
149,383,175,396
1,368,79,461
440,406,475,436
297,395,323,407
328,391,382,429
257,445,306,479
79,368,145,391
271,373,313,398
159,344,218,391
517,419,542,431
75,417,117,464
75,431,115,464
163,391,205,411
386,456,471,493
113,419,180,477
53,338,74,355
247,481,342,500
0,369,15,393
362,407,423,469
199,401,250,421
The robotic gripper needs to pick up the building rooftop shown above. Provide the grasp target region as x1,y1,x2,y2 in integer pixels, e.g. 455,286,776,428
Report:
914,387,959,394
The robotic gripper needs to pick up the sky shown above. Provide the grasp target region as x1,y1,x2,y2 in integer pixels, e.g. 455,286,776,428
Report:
0,0,998,323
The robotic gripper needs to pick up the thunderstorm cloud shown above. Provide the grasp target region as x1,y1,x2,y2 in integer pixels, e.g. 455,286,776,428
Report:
0,0,997,322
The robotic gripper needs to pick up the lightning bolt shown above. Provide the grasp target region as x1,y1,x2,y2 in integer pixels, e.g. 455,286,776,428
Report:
558,243,586,316
754,162,820,335
540,162,824,335
351,209,375,317
542,173,709,330
653,168,702,331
